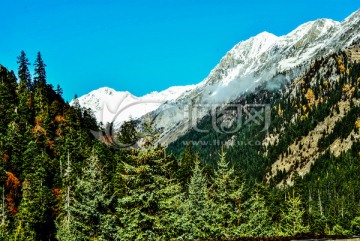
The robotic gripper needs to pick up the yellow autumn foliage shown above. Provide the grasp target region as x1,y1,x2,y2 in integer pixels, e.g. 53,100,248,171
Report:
300,112,309,121
302,105,307,112
339,64,346,73
342,84,351,92
305,88,315,105
355,120,360,129
277,104,283,116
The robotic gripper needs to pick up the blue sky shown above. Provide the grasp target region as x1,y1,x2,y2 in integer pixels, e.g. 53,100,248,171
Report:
1,1,359,101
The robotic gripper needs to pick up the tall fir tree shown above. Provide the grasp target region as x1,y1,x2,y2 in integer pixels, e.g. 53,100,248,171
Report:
211,151,244,238
16,52,33,125
239,184,274,237
178,156,214,240
33,52,48,115
16,51,32,91
56,151,115,241
278,190,309,236
115,146,183,240
33,52,46,87
13,163,52,241
178,143,197,189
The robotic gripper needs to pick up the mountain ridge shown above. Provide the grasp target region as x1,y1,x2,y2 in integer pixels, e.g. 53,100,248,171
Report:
74,10,360,146
72,85,195,126
152,9,359,146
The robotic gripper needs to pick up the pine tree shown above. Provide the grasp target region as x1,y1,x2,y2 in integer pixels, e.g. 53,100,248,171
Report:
278,190,309,236
13,164,52,241
115,146,183,240
178,156,214,240
17,51,32,91
178,143,197,188
33,52,46,87
55,149,75,241
16,53,34,125
33,52,48,115
15,87,33,126
117,119,138,148
56,151,115,241
239,184,274,237
211,151,244,238
3,122,32,177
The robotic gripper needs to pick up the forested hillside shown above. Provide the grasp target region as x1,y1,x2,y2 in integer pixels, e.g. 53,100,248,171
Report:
0,50,359,240
168,47,360,236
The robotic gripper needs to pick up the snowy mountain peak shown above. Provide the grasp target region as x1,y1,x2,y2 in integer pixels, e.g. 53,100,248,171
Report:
344,9,360,22
97,87,116,95
73,85,195,126
151,10,360,145
92,87,126,96
142,85,196,101
83,87,134,100
229,31,278,59
282,18,339,46
254,31,278,40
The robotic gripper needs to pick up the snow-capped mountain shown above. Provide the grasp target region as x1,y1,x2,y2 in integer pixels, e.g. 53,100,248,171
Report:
75,10,360,146
151,10,360,145
72,85,195,126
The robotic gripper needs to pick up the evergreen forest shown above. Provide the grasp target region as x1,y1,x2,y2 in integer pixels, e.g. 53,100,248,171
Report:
0,50,359,241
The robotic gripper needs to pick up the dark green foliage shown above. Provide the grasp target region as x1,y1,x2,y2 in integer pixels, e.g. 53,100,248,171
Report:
17,51,32,91
211,151,244,238
0,66,18,132
57,152,116,241
240,185,274,237
177,143,197,188
351,216,360,235
278,190,309,236
179,156,214,240
33,52,46,87
115,146,183,240
14,166,53,241
117,119,138,147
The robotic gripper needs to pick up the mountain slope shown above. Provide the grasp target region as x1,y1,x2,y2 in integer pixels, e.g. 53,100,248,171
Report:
150,10,360,146
168,44,360,187
163,50,360,235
